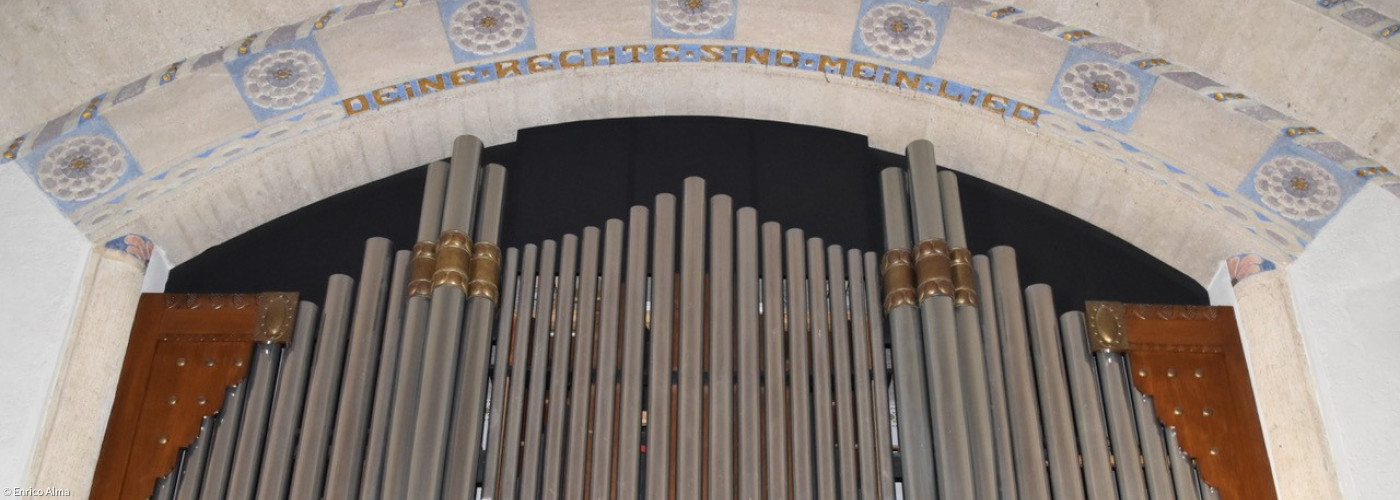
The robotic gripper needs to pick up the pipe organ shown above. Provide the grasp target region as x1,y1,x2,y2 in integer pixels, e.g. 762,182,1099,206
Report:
94,135,1275,499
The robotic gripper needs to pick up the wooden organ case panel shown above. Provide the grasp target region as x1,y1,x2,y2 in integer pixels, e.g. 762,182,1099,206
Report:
91,292,296,500
1088,301,1278,500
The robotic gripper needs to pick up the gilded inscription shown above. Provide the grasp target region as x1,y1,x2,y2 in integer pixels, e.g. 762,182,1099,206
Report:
337,44,1042,126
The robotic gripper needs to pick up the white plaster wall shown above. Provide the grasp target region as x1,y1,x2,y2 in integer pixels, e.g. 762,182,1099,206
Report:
0,170,92,488
1290,184,1400,499
1207,261,1236,306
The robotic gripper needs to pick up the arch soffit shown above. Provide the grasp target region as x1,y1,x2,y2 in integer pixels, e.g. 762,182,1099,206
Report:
5,0,1397,283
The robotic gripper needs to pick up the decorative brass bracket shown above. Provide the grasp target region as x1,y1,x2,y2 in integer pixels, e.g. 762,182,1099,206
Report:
254,292,298,343
914,238,953,300
1084,300,1277,499
1085,300,1128,352
881,248,916,313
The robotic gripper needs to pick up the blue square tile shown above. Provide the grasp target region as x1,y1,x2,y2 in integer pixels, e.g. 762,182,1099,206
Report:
225,37,340,122
1234,136,1366,235
850,0,950,68
438,0,537,63
651,0,738,39
1045,46,1157,134
18,117,143,214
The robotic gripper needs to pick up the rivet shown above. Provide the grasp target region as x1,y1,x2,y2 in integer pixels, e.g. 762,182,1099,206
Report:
1209,447,1220,456
1137,368,1148,377
1195,368,1205,378
205,358,216,367
234,359,244,367
1203,407,1215,417
167,396,177,405
1166,368,1177,378
197,396,208,406
175,357,187,367
158,435,169,445
1173,406,1183,416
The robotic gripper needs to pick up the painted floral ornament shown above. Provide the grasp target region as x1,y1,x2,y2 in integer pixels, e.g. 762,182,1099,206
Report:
450,0,531,54
243,49,328,110
1254,155,1341,221
655,0,735,36
36,135,127,201
1226,253,1276,285
1058,61,1140,121
859,3,938,60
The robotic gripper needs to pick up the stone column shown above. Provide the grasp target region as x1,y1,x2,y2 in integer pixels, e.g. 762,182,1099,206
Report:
1232,269,1342,500
26,235,154,498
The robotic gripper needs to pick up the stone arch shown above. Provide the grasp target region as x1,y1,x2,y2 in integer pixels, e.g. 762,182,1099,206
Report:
5,0,1395,281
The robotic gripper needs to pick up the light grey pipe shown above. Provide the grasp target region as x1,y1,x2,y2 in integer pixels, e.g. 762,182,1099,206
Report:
563,228,602,500
675,178,706,500
496,244,540,500
541,235,579,498
1134,389,1177,499
907,149,975,500
223,340,285,500
252,302,320,500
381,160,448,498
519,240,560,500
588,220,627,499
1096,351,1148,498
153,452,180,500
845,249,883,500
1166,427,1202,500
825,244,859,500
806,238,839,500
877,167,935,500
287,275,355,500
861,252,898,500
1059,312,1119,500
443,163,508,500
615,207,651,500
176,417,215,500
734,208,763,500
759,222,790,500
988,247,1051,499
1024,284,1087,500
199,383,246,500
324,238,394,500
406,136,484,499
645,195,678,500
480,248,522,500
938,170,998,500
355,250,412,500
708,196,736,500
783,228,814,500
417,160,451,242
972,255,1018,500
